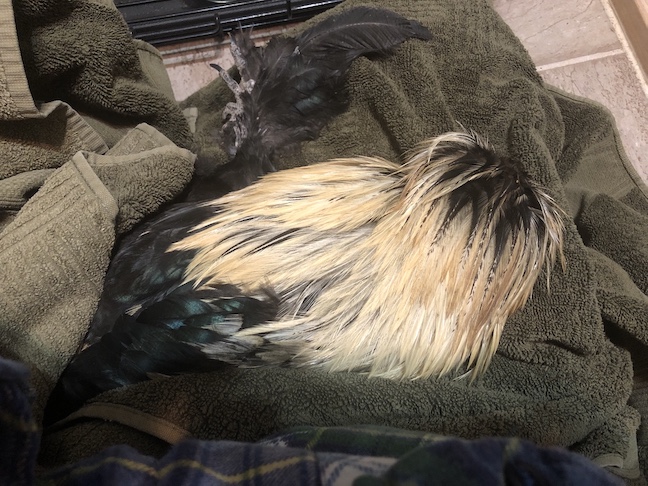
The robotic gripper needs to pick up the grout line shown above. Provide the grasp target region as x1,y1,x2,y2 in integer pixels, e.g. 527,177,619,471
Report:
599,0,648,98
536,49,625,72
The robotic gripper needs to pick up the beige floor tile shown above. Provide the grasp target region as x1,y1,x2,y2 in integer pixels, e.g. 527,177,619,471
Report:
491,0,621,66
541,53,648,183
161,40,233,102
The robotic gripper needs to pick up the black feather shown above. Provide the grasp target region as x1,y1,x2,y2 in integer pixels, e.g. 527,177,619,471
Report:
191,7,432,198
438,141,550,272
296,6,433,62
44,283,278,425
85,202,217,344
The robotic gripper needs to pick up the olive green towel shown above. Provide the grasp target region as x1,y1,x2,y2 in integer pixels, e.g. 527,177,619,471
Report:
37,0,648,482
0,0,195,425
7,0,192,148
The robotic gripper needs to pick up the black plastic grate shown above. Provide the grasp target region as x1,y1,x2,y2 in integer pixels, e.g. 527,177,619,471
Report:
115,0,344,46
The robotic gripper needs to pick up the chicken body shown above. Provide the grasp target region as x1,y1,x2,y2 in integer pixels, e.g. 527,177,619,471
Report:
45,131,566,427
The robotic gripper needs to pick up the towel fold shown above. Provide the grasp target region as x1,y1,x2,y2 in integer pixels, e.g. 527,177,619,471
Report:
0,0,197,428
7,0,192,148
1,0,647,482
0,154,118,424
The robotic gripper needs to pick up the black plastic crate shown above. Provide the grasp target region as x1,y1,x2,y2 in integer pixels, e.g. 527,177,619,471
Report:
115,0,343,46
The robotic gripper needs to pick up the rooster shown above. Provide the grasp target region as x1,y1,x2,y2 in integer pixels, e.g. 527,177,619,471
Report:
45,131,566,425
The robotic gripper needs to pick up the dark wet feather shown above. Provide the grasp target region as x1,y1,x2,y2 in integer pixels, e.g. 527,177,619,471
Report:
190,7,432,199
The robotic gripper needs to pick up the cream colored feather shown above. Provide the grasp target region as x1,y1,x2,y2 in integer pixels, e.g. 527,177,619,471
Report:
171,131,566,380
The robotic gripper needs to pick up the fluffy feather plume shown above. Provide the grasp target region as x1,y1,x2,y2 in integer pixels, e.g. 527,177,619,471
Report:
49,131,566,424
176,131,566,379
194,7,433,197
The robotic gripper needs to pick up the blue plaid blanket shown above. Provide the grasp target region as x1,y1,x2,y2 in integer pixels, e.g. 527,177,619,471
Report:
1,357,623,485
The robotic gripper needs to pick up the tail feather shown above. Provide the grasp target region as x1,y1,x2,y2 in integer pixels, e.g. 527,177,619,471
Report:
198,7,432,197
255,6,432,146
296,6,433,64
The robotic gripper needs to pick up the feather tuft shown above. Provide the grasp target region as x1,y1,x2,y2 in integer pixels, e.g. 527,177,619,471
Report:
296,6,433,63
192,7,432,198
174,131,566,381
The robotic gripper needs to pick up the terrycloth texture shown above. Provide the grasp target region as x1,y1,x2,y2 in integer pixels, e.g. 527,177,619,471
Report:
37,0,648,481
0,0,194,230
0,0,196,427
0,155,118,424
0,133,195,424
0,100,107,185
84,125,197,235
1,0,191,147
0,348,612,486
0,100,108,232
8,0,192,148
0,0,39,119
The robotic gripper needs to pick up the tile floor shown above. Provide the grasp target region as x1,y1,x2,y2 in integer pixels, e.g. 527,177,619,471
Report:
160,0,648,184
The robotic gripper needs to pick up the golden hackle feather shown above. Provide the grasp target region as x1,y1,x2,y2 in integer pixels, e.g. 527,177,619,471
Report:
170,131,566,380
